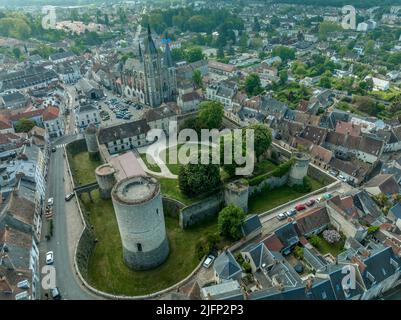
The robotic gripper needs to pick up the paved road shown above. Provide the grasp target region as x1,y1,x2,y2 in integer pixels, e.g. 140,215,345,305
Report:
40,135,96,300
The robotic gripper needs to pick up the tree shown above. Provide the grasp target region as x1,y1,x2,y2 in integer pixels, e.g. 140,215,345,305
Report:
185,46,204,63
279,70,288,85
178,161,221,197
322,230,341,244
253,17,261,32
245,73,262,96
238,33,248,52
12,47,21,59
217,46,225,60
319,71,332,89
218,205,246,240
15,118,35,133
272,45,295,62
198,101,224,129
247,124,272,160
365,40,375,55
192,69,203,88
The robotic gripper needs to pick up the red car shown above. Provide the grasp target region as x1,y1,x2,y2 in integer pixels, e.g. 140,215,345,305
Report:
295,204,306,211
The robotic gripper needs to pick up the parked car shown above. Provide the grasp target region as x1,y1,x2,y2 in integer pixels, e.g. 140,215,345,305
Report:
51,287,61,300
295,204,306,211
323,193,333,200
277,213,287,221
305,199,316,207
203,255,216,268
47,198,54,206
51,147,57,153
46,251,54,265
329,170,338,177
65,193,75,201
286,209,297,217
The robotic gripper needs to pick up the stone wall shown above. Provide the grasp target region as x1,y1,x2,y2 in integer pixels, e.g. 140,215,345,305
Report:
75,227,96,279
307,164,336,185
179,192,225,229
163,197,185,219
249,174,289,195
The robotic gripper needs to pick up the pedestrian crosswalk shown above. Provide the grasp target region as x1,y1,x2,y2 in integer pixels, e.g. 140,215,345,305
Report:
56,144,67,149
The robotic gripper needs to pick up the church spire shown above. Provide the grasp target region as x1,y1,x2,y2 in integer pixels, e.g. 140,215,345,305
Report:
163,33,174,68
144,24,157,55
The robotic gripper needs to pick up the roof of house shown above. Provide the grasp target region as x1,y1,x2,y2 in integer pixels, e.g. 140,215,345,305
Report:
208,60,235,73
0,114,12,130
295,207,330,236
98,119,150,145
365,174,400,195
262,233,284,252
49,51,75,61
213,250,242,281
9,109,44,122
274,222,299,249
360,246,400,290
1,91,26,104
307,278,337,300
6,194,35,226
144,104,177,122
42,106,60,121
389,202,401,220
335,121,361,137
310,144,333,163
201,280,243,300
241,214,262,237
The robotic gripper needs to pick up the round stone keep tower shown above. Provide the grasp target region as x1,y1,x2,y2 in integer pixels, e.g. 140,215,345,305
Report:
95,164,116,199
111,176,169,270
84,124,99,161
289,152,310,186
224,180,249,213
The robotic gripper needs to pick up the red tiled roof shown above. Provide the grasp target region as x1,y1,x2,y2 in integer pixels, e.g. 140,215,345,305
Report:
0,114,12,130
42,106,60,121
335,121,361,137
9,109,44,122
262,233,284,252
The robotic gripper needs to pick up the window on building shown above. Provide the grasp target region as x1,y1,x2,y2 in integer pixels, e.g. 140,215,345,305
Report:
156,208,159,215
137,243,142,252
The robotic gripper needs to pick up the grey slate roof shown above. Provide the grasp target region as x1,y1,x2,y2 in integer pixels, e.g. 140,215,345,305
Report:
98,119,150,144
389,202,401,220
241,214,262,237
213,250,242,281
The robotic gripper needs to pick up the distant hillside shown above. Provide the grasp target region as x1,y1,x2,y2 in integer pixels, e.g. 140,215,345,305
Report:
274,0,400,8
0,0,110,7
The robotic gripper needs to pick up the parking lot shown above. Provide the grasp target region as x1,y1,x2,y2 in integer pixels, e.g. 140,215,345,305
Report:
97,91,148,126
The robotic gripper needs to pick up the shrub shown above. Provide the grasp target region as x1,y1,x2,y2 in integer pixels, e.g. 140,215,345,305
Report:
368,226,380,234
294,245,304,259
309,235,321,246
242,262,252,274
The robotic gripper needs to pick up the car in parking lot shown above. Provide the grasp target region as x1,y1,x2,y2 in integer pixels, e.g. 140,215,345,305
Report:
46,251,54,265
295,204,306,211
305,199,316,207
203,255,216,268
277,212,287,221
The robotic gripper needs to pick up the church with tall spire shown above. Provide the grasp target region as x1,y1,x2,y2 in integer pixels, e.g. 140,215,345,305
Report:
117,24,177,108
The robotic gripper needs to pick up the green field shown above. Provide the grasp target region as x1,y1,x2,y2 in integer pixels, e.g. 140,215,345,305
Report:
248,178,325,214
68,152,101,185
79,191,219,296
311,234,345,257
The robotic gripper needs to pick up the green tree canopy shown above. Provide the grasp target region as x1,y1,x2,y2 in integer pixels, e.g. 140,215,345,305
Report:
272,45,295,62
178,160,221,197
218,205,246,240
245,73,263,96
198,101,224,130
15,118,35,133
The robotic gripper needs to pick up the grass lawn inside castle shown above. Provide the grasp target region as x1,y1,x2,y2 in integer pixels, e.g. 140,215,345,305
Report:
68,150,220,295
80,190,218,296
